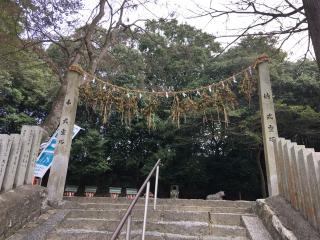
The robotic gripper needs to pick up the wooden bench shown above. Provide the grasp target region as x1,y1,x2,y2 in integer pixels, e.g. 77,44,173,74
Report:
85,186,97,197
126,188,137,199
109,187,121,199
64,185,78,197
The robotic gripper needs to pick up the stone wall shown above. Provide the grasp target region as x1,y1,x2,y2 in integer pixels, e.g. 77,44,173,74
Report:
273,137,320,232
0,185,47,239
256,197,320,240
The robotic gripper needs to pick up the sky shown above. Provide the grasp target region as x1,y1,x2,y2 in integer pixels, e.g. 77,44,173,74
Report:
81,0,313,61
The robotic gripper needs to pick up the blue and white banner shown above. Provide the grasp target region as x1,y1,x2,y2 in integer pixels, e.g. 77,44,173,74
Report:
34,125,82,178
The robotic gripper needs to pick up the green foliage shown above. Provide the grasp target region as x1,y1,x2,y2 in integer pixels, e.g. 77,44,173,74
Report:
136,19,221,89
63,25,320,199
2,17,319,199
69,129,109,176
0,52,59,133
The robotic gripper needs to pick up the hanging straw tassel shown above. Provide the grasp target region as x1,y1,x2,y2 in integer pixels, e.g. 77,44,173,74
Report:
223,106,229,127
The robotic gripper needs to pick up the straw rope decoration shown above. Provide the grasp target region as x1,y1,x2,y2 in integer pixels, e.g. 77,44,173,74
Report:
78,64,257,129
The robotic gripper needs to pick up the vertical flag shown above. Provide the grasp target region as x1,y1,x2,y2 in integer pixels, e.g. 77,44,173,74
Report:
33,125,82,178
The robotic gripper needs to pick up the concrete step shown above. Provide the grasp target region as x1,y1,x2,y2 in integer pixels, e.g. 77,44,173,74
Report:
47,229,249,240
57,219,248,237
63,197,255,209
61,202,254,214
241,216,272,240
5,197,265,240
66,209,253,226
5,210,69,240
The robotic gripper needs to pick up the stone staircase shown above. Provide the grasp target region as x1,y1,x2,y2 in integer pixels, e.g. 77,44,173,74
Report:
7,197,273,240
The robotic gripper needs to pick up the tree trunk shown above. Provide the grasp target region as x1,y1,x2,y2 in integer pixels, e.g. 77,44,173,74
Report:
41,54,84,136
302,0,320,68
40,76,69,136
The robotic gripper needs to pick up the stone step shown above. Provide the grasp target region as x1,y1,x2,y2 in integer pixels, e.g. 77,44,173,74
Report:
5,210,69,240
47,229,249,240
61,202,254,214
57,219,247,237
63,197,254,209
66,209,253,226
241,216,272,240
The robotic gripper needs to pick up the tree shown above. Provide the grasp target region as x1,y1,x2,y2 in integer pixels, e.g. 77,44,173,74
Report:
0,1,60,134
1,0,164,135
191,0,320,68
71,22,318,199
68,129,110,189
2,11,319,200
136,19,221,89
0,26,59,134
302,0,320,67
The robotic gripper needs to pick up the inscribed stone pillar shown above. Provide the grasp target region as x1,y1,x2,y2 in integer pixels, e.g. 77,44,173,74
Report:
276,138,287,198
288,142,299,210
283,141,297,207
316,153,320,195
306,152,320,230
281,140,290,201
0,135,13,189
47,65,83,204
273,138,283,196
297,148,316,227
25,126,45,184
14,126,34,187
256,56,279,196
1,134,22,192
291,145,307,216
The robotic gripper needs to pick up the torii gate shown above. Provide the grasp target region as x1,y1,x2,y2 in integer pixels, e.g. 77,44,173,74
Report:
46,55,279,205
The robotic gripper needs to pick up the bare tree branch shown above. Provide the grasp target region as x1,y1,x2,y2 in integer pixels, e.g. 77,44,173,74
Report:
187,0,313,61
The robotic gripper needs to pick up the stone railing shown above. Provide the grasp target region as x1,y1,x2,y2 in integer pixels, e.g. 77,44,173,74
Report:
273,137,320,231
0,126,45,192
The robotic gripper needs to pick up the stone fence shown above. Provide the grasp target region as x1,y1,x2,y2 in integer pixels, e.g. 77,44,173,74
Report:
273,137,320,231
0,125,45,193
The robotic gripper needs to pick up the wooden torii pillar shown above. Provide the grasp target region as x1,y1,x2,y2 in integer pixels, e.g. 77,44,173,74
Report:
47,65,84,205
256,55,279,196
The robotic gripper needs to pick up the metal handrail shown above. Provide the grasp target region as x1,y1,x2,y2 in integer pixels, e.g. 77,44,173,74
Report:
110,159,161,240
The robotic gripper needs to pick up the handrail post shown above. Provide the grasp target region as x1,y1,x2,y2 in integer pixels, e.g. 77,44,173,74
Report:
126,214,132,240
154,165,159,210
142,181,150,240
110,159,160,240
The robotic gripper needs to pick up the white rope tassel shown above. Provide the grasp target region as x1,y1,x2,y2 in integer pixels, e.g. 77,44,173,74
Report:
92,77,96,83
209,86,212,92
182,92,187,97
139,93,142,99
165,92,169,98
233,75,237,83
103,84,106,90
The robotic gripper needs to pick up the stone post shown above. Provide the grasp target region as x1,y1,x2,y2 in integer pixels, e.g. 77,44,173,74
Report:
307,152,320,230
256,55,279,196
24,126,46,184
0,135,13,189
291,144,306,212
47,65,83,204
14,125,34,187
2,134,22,192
